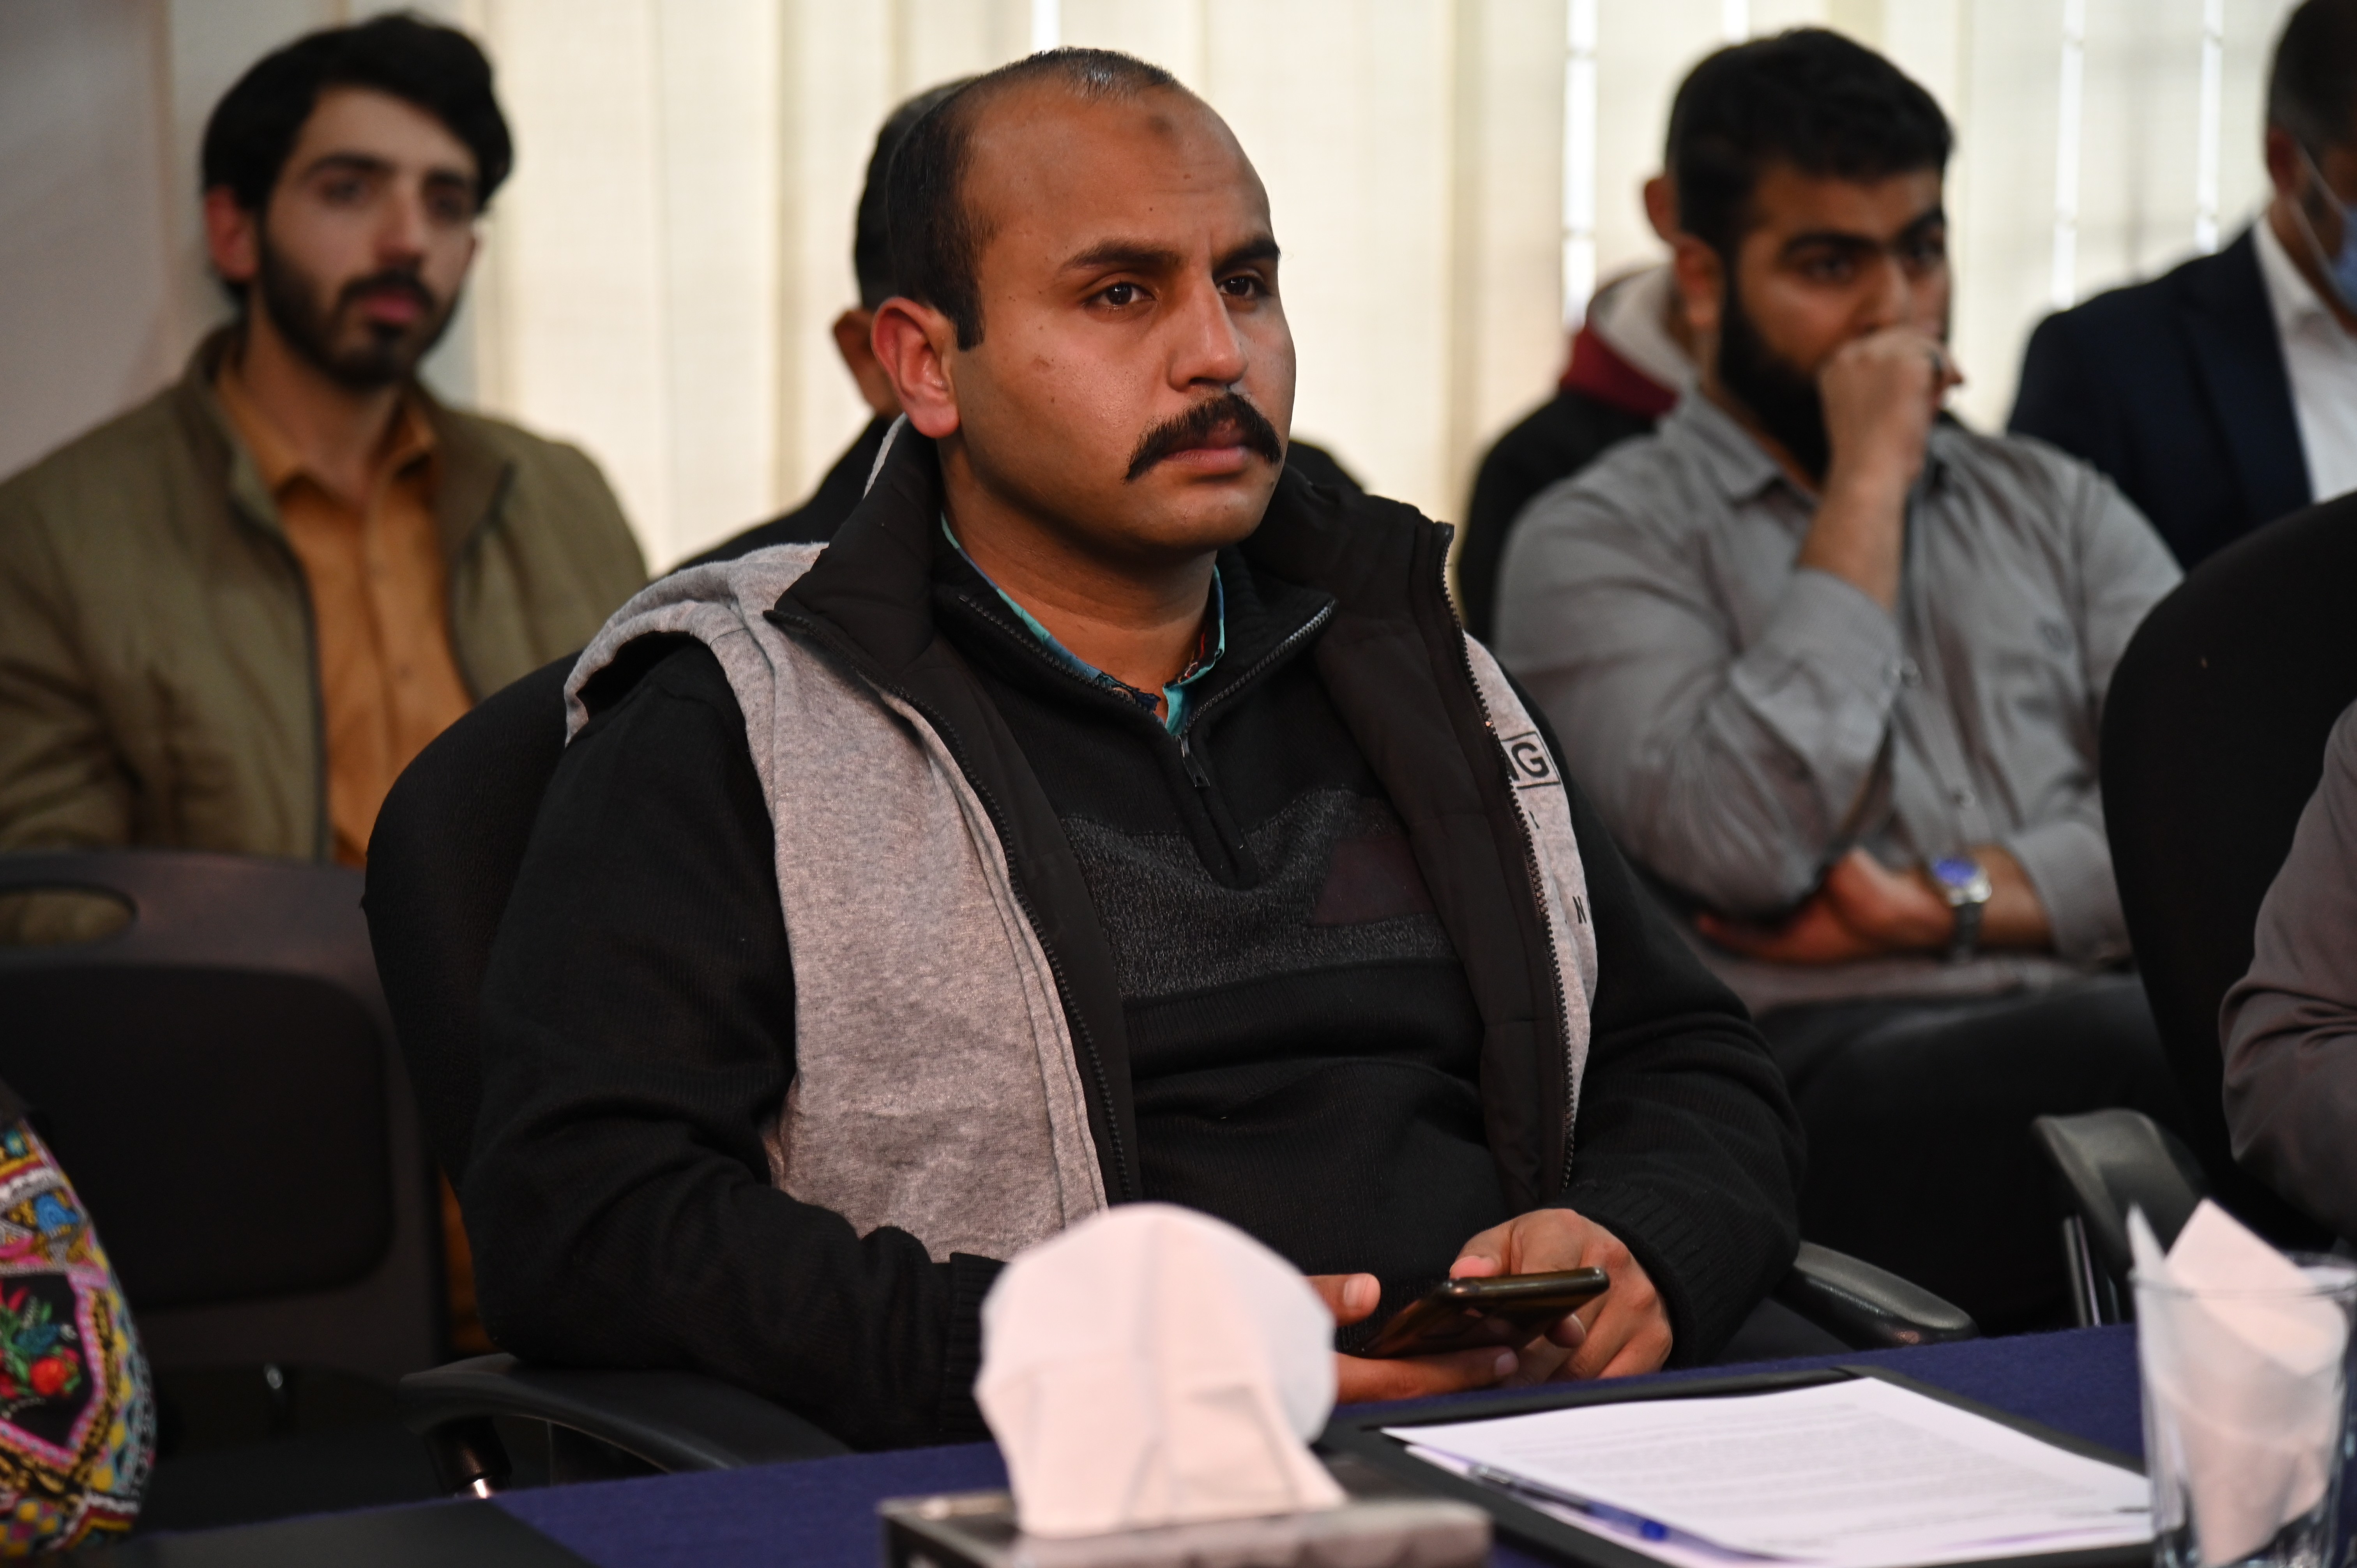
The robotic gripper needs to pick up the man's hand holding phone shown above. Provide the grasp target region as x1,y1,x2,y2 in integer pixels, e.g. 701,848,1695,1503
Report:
1309,1208,1674,1403
1307,1272,1518,1403
1453,1208,1673,1381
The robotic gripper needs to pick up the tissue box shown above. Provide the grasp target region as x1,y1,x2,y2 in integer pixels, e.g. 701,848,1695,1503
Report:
878,1490,1491,1568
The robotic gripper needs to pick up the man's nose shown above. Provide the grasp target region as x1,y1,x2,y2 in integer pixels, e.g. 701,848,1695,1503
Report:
1169,277,1249,389
1860,251,1913,332
377,183,431,263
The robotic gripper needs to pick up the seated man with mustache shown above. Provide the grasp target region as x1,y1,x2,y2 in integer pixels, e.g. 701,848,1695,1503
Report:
465,48,1802,1449
1497,32,2185,1335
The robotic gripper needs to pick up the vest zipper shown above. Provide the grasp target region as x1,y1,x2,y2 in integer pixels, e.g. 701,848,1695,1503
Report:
1436,540,1579,1193
767,607,1138,1204
1173,602,1336,745
1176,731,1213,791
955,590,1335,875
1171,728,1254,873
1170,603,1335,873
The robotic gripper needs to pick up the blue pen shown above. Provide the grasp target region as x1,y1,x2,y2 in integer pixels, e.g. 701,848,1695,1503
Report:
1461,1460,1773,1558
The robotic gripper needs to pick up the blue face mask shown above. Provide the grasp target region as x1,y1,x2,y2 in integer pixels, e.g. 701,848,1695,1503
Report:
2294,145,2357,314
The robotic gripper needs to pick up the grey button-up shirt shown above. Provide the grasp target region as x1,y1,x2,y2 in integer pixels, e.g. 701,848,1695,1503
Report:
1495,393,2182,1012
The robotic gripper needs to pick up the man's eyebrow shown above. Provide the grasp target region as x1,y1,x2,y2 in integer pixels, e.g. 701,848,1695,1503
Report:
1779,207,1947,258
1214,236,1281,271
1057,235,1281,276
298,150,478,194
298,151,396,182
1060,240,1187,275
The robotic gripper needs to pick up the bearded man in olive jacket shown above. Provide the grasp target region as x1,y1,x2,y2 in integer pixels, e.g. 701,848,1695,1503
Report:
0,17,643,877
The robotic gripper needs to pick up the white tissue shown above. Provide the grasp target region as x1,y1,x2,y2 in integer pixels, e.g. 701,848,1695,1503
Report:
975,1204,1348,1539
2133,1201,2348,1566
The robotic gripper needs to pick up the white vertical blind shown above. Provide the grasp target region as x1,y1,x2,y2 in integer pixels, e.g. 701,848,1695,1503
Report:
1562,0,1599,327
0,0,2314,552
1202,0,1459,523
2196,0,2225,252
0,0,184,479
2050,0,2085,306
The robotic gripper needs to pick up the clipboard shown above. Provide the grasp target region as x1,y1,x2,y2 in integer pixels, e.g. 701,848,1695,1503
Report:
1315,1363,2150,1568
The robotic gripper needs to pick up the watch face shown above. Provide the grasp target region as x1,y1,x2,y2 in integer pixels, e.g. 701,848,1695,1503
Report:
1931,856,1979,892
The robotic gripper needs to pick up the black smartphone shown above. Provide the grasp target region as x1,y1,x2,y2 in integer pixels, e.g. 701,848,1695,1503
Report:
1361,1268,1610,1358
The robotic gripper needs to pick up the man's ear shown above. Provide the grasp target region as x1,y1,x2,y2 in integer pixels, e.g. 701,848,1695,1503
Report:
203,187,260,289
870,297,961,439
1670,233,1724,344
1642,174,1680,244
831,307,901,418
2264,124,2306,204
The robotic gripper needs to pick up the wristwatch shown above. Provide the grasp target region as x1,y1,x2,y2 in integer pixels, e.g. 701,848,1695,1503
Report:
1929,855,1993,962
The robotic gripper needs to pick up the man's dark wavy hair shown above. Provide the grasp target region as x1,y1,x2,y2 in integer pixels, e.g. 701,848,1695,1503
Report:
200,12,513,214
2269,0,2357,155
886,48,1182,349
1668,29,1951,262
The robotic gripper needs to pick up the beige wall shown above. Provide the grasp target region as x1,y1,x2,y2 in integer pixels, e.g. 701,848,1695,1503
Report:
0,0,2307,565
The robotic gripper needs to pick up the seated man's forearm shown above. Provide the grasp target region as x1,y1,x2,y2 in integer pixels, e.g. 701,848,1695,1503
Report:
466,1130,996,1448
1970,844,2052,950
2222,704,2357,1238
1514,576,1908,917
2224,1008,2357,1242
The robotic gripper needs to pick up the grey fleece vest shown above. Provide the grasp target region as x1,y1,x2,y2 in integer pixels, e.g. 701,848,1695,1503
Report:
565,547,1599,1263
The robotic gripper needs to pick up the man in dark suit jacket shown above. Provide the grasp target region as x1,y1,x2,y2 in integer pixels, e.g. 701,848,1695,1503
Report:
2010,0,2357,568
693,84,1358,568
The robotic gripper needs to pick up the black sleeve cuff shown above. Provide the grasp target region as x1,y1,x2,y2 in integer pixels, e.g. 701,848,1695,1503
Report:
935,1252,1005,1442
1558,1180,1793,1367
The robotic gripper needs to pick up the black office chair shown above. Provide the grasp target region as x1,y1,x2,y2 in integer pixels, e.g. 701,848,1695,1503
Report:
0,849,447,1524
368,651,1975,1494
2035,491,2357,1324
366,651,848,1493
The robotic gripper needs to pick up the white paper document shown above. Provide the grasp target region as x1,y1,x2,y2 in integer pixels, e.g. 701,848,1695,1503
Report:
1386,1377,2150,1568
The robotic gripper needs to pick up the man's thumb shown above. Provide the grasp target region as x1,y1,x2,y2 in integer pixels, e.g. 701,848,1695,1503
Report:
1306,1272,1381,1325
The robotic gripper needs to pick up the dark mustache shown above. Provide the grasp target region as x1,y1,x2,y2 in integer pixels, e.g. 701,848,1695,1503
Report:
337,269,438,318
1124,392,1284,483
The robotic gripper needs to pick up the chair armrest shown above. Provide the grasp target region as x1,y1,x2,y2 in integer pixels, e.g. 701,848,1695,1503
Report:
1773,1242,1979,1349
400,1354,850,1478
2030,1109,2207,1284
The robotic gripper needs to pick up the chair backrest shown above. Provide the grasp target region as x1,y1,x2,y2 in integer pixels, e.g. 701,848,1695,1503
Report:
2102,491,2357,1247
365,654,576,1188
0,851,441,1382
2032,1110,2208,1323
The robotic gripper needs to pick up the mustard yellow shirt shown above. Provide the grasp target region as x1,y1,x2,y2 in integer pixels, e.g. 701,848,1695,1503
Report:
214,361,474,866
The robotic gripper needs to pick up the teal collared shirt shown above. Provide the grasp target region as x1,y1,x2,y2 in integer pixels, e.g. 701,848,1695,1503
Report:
942,517,1225,733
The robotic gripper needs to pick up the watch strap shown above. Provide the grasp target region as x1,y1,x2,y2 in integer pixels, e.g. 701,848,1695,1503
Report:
1948,896,1985,963
1931,853,1992,962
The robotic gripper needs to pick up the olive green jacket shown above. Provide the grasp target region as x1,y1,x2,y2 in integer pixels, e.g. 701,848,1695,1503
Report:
0,339,647,860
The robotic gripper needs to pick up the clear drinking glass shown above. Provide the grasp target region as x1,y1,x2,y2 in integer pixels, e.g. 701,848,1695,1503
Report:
2134,1255,2357,1568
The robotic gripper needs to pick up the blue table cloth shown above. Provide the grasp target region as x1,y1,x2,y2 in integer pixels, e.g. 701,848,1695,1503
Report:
493,1324,2145,1568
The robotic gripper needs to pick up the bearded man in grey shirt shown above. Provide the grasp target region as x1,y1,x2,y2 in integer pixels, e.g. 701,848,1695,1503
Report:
1496,30,2186,1331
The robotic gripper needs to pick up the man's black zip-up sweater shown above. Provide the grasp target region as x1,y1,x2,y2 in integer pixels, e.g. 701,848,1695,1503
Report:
468,438,1802,1451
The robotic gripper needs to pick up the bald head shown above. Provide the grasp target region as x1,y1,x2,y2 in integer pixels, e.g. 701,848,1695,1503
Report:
889,48,1212,347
